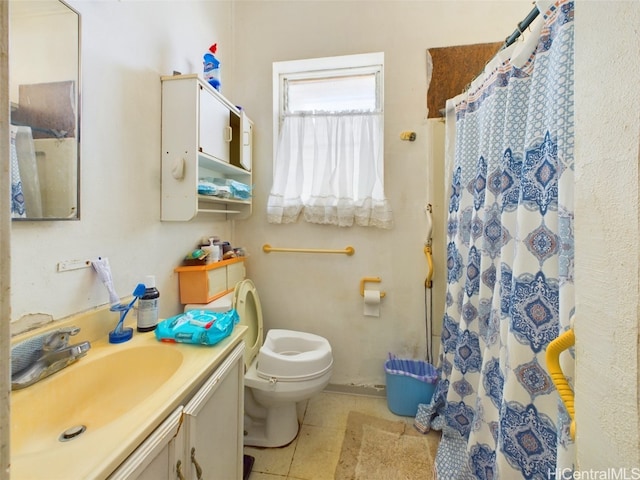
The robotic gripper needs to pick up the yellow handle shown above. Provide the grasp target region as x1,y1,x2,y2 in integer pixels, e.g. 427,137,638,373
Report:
545,327,576,440
262,244,355,256
360,277,385,298
424,245,434,288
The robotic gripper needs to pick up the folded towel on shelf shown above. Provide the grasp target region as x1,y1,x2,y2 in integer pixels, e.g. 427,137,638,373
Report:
197,180,219,196
199,177,252,200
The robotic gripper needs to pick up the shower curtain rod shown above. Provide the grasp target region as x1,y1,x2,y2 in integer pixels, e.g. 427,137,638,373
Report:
438,4,542,115
502,6,540,49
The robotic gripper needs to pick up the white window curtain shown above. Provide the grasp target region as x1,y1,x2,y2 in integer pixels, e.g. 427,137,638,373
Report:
267,111,392,228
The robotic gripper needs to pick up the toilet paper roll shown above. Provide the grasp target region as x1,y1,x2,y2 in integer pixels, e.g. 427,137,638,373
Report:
363,289,381,317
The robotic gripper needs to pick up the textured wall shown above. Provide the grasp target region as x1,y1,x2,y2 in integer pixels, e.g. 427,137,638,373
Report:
232,0,530,386
10,0,236,327
574,1,640,469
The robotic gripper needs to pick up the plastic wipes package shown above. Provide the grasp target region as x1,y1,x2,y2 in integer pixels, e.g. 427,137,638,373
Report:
155,309,239,346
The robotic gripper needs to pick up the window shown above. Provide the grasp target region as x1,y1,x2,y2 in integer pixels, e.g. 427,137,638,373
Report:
268,53,392,228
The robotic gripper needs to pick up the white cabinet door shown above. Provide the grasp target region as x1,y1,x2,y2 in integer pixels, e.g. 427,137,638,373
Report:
183,342,245,480
108,407,185,480
239,111,253,172
199,86,231,164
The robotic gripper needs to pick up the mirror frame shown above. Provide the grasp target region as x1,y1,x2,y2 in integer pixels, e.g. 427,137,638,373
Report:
10,0,81,221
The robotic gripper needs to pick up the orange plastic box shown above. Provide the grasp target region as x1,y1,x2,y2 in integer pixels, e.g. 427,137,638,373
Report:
174,257,245,304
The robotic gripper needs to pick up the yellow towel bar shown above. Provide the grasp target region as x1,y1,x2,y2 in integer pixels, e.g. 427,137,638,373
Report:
262,244,355,256
360,277,386,298
545,327,576,440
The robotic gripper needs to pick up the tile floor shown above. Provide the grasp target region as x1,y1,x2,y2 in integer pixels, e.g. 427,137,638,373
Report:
243,391,439,480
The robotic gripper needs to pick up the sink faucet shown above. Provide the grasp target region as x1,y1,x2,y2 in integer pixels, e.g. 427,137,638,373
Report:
11,326,91,390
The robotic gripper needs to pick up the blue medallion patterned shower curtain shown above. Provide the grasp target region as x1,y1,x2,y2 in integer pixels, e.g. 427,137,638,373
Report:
423,1,575,478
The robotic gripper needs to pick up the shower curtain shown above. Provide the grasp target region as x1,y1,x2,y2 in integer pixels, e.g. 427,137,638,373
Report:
10,125,43,219
422,1,575,478
10,125,27,218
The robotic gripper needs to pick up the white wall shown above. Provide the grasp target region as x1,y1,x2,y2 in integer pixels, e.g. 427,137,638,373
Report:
232,0,530,386
5,0,640,470
574,1,640,469
8,0,530,383
10,0,237,328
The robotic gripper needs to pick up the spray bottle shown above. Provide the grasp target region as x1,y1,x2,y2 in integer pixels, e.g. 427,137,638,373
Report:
203,43,221,91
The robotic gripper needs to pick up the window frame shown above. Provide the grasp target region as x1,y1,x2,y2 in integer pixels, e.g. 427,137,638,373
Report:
272,52,385,169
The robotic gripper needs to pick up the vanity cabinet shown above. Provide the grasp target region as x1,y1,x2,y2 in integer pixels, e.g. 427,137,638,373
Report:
108,408,185,480
109,342,245,480
183,340,244,480
161,74,253,221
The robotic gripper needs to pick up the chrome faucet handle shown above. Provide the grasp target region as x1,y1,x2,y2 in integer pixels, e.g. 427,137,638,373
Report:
42,326,81,352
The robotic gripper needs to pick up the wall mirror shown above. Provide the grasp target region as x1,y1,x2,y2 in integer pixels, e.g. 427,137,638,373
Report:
9,0,80,220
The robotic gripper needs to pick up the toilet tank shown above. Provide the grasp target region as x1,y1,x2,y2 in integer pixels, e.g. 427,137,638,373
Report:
184,291,234,313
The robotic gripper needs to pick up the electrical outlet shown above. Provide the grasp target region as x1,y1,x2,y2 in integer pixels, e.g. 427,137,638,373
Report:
57,259,92,272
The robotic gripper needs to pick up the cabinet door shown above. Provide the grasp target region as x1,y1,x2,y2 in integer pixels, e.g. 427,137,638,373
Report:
183,342,244,480
199,86,231,163
108,407,185,480
207,267,228,300
239,111,253,171
227,261,246,292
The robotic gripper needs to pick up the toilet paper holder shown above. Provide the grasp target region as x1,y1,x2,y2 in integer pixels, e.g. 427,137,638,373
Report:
360,277,386,298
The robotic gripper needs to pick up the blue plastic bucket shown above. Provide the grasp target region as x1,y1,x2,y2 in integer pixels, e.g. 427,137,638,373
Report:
384,355,437,417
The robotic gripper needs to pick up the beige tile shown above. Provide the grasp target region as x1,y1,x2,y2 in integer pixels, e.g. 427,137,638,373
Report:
245,440,297,477
288,425,343,480
354,395,416,426
295,424,344,454
245,392,441,480
353,395,393,419
303,391,357,429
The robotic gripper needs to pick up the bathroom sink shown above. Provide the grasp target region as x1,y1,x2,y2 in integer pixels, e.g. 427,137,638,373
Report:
11,344,183,457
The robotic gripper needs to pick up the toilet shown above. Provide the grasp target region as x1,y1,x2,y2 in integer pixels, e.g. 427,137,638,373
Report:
185,279,333,447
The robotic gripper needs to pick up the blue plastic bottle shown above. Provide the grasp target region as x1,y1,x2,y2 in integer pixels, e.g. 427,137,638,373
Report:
203,43,221,91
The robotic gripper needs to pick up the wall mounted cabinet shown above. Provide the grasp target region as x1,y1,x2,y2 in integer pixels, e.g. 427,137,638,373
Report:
161,74,253,221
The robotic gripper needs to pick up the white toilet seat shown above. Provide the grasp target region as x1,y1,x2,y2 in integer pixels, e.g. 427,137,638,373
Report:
245,359,332,394
188,278,333,447
257,329,333,382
